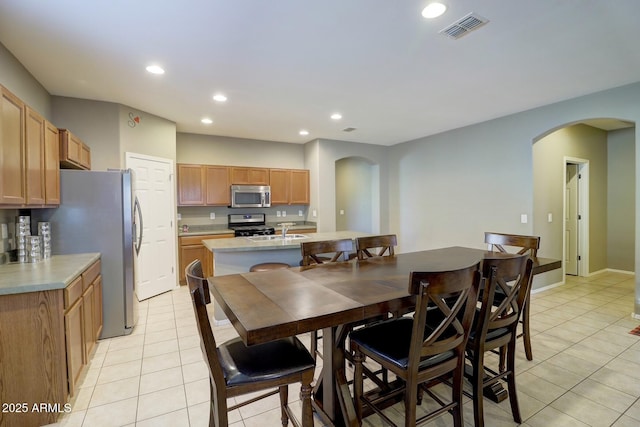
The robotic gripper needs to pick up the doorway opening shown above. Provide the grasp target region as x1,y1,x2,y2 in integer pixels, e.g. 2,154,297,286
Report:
563,158,589,276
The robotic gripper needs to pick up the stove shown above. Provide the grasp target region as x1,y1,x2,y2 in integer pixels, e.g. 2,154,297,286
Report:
228,213,275,237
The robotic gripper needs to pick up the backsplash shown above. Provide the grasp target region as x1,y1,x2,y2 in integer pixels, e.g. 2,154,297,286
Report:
0,209,18,265
178,205,310,227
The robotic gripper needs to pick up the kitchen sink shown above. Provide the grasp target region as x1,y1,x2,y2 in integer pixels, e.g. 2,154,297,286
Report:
246,234,309,242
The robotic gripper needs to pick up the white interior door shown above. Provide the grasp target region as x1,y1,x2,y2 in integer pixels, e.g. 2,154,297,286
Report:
126,152,177,300
565,163,579,275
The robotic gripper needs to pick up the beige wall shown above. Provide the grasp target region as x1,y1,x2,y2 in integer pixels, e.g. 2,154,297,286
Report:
119,105,176,165
0,42,50,118
335,157,375,233
533,124,609,274
608,128,636,271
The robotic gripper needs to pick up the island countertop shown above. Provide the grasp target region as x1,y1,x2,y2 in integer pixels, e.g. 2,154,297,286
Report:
202,231,371,253
0,253,101,296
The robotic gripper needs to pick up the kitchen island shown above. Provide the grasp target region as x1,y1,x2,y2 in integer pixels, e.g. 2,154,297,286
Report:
202,231,370,321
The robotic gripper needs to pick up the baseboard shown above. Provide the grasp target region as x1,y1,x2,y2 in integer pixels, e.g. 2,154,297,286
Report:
632,312,640,320
586,268,635,277
214,318,231,327
531,280,565,295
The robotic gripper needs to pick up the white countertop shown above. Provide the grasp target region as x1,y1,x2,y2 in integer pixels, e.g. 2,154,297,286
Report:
203,231,371,253
0,253,101,296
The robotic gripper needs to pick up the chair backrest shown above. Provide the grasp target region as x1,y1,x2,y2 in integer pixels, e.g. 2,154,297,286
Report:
475,254,534,342
301,238,354,266
355,234,397,260
185,260,227,402
407,262,481,369
484,232,540,257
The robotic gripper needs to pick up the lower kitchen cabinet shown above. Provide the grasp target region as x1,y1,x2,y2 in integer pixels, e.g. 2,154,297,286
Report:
0,257,102,427
179,234,233,284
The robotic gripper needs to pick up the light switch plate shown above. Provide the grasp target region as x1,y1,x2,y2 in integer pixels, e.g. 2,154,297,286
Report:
282,211,287,217
298,210,303,216
312,210,317,217
276,211,282,217
520,214,528,224
548,213,553,222
210,212,215,220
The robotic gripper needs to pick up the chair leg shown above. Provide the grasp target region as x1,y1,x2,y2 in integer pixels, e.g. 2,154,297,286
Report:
522,299,533,361
353,350,365,422
300,378,314,427
471,351,485,427
506,340,522,423
451,364,464,427
404,379,418,427
310,330,318,361
498,345,506,373
210,380,227,427
279,385,289,427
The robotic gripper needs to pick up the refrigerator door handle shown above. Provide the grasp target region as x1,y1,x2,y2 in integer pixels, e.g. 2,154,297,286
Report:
134,196,144,256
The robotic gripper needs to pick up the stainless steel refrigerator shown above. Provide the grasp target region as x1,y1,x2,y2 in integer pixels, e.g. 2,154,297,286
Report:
35,169,140,338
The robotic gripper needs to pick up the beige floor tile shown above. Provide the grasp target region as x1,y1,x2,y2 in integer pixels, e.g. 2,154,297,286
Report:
136,385,187,422
550,391,622,427
182,359,209,383
81,397,137,427
184,378,209,407
136,408,190,427
526,406,590,427
144,328,178,345
141,350,182,374
96,360,141,385
89,377,139,408
613,414,640,427
571,379,637,413
516,371,566,404
101,346,143,367
589,367,640,397
143,338,180,357
139,366,184,395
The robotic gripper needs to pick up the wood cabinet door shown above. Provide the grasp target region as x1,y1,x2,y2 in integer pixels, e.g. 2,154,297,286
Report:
205,165,231,205
177,164,205,205
80,142,91,169
290,169,310,204
180,243,206,284
231,167,269,185
64,299,85,397
25,106,46,205
93,275,103,340
269,169,290,205
0,86,26,205
44,121,60,204
82,284,96,358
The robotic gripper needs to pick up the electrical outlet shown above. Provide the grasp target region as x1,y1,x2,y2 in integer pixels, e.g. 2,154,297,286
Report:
340,209,345,215
312,210,317,217
298,210,303,217
276,211,282,217
177,213,182,220
548,213,553,222
282,211,287,217
520,214,528,224
210,212,215,220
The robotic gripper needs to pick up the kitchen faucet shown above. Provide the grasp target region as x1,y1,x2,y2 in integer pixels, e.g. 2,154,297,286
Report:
278,222,295,239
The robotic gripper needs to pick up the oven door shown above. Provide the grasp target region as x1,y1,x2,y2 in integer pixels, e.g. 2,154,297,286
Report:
231,185,271,208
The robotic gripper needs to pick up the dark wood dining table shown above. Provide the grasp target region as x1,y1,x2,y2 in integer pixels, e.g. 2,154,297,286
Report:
208,246,561,427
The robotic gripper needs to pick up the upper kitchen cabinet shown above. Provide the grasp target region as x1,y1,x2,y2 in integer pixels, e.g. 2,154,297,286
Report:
177,164,232,206
59,129,91,170
178,163,206,205
230,167,269,185
44,121,61,204
25,106,46,205
205,165,231,205
270,168,310,205
0,85,26,205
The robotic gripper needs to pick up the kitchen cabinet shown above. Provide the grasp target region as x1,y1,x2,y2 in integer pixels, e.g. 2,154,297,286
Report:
44,121,61,204
270,168,310,205
0,85,26,205
178,164,206,205
205,165,231,205
179,234,233,284
64,276,85,399
59,128,91,170
81,260,102,359
231,166,269,185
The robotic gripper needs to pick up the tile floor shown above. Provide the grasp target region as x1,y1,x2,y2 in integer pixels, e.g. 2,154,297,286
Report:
51,271,640,427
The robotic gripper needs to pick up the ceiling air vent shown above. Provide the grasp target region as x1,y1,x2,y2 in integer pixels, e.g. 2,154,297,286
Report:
342,127,357,132
439,12,489,40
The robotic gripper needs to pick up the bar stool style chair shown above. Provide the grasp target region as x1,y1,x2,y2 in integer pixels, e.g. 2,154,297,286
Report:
355,234,397,260
185,260,316,427
300,238,354,361
484,232,540,362
350,262,481,427
465,254,533,427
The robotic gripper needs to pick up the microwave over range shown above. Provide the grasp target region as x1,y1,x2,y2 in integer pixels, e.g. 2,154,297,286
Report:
230,184,271,208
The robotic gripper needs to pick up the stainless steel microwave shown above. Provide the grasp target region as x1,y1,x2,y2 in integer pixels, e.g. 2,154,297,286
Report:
230,185,271,208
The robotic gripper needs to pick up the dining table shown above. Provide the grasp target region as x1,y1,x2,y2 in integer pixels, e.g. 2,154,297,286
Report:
207,246,561,427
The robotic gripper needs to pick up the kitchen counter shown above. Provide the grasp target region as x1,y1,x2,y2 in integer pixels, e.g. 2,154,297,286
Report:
203,230,369,253
0,252,101,295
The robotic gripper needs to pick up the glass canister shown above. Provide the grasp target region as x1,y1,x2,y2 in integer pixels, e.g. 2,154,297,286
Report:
38,222,51,259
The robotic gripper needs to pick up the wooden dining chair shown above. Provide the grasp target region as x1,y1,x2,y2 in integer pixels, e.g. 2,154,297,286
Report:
300,238,354,266
355,234,397,260
484,231,540,362
300,238,354,360
465,253,534,427
350,262,482,427
185,260,316,427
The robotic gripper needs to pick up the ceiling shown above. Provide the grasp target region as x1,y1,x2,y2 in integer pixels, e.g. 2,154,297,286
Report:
0,1,638,146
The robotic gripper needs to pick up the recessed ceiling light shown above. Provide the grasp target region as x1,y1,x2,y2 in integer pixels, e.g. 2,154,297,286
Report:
330,113,342,120
145,65,165,75
213,94,227,102
201,118,213,124
299,130,309,136
422,2,447,19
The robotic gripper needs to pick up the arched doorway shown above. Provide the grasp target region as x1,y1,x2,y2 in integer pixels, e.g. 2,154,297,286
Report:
532,118,635,277
335,156,379,233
